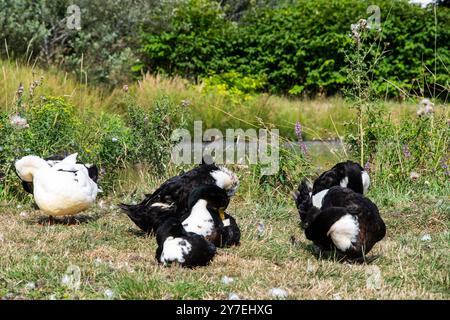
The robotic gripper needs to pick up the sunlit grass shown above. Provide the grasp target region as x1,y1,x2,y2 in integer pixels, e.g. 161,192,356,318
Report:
0,168,448,300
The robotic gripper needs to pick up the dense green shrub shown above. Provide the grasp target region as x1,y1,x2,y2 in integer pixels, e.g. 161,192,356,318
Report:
0,0,160,86
139,0,450,97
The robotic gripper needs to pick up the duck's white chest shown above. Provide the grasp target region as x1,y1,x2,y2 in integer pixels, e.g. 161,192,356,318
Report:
182,200,215,237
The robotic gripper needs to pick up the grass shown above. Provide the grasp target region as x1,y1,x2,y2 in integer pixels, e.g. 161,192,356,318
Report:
0,60,433,141
0,166,448,300
0,59,448,300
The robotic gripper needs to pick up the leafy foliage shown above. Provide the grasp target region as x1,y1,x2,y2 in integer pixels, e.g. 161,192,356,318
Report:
0,88,188,199
139,0,450,97
0,0,159,86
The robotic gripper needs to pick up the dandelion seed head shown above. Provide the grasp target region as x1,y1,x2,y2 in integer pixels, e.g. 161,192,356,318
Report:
269,288,288,299
221,276,234,285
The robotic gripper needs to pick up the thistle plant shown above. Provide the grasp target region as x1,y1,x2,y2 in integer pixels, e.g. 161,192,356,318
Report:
344,17,385,165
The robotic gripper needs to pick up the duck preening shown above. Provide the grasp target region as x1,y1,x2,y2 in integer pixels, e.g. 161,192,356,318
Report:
294,181,385,259
15,153,99,222
181,185,240,247
119,161,239,230
121,183,241,248
17,153,98,194
155,217,217,268
294,160,371,211
145,160,238,209
312,160,370,195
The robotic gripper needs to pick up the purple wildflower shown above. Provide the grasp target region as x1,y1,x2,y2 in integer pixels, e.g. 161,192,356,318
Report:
295,121,302,139
300,143,308,156
402,144,411,159
364,161,371,172
440,157,449,176
295,121,308,156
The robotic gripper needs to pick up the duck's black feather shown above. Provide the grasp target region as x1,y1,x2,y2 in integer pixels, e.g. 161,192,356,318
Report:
312,160,366,194
119,202,177,235
300,186,386,259
143,163,221,212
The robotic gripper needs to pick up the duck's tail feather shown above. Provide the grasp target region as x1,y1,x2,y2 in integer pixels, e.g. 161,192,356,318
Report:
119,203,153,234
119,202,175,235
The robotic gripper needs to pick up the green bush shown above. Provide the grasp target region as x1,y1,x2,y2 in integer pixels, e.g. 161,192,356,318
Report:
125,97,185,173
0,96,82,198
0,0,160,86
0,90,190,199
93,112,132,168
139,0,450,97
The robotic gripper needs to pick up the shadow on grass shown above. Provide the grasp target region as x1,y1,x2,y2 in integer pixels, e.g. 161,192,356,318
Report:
127,228,148,238
290,235,380,264
27,213,100,226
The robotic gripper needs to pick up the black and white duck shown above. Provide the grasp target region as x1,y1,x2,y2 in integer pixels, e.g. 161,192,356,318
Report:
155,217,217,268
294,160,370,210
121,184,241,248
294,181,386,259
180,185,240,248
119,160,239,222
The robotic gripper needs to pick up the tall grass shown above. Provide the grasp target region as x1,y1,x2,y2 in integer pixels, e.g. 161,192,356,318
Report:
1,60,430,141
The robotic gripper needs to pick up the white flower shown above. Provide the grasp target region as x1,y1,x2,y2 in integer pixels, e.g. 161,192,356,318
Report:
111,137,119,142
421,234,431,242
419,98,434,107
10,114,29,129
417,98,434,116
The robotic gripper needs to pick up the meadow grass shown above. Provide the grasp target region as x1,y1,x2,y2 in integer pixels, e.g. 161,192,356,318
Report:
0,60,448,300
0,164,448,300
0,60,429,141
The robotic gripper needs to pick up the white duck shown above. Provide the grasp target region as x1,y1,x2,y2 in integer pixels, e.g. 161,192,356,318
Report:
15,153,98,222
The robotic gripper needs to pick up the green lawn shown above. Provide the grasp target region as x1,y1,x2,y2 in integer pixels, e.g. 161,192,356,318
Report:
0,175,448,300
